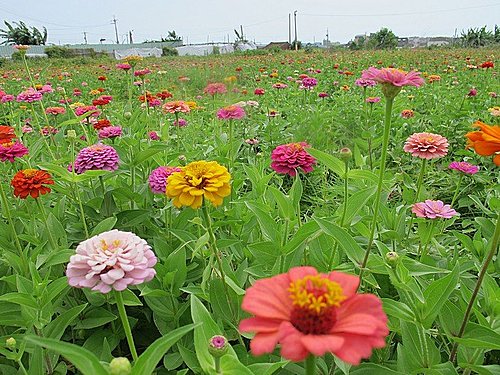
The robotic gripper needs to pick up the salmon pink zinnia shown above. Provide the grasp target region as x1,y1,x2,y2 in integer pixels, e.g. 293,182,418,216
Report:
403,132,448,159
239,267,388,364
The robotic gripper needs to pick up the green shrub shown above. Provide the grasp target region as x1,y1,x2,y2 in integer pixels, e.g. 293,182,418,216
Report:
11,51,23,61
45,46,76,58
162,46,178,56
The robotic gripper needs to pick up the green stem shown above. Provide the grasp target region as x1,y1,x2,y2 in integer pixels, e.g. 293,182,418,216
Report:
449,213,500,363
450,174,464,208
228,119,233,172
420,220,436,260
35,199,58,250
201,202,235,319
0,181,28,274
214,356,221,374
305,355,317,375
415,159,427,202
340,158,349,227
71,140,89,238
358,97,394,287
114,290,139,362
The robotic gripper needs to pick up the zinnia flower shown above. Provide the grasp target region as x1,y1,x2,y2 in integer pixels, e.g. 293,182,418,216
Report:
11,169,54,199
412,200,457,219
366,97,381,103
465,120,500,166
271,142,316,177
355,78,377,88
0,142,29,162
148,131,160,140
66,229,157,294
204,83,227,96
166,160,231,209
45,106,66,115
254,88,265,95
403,132,449,159
239,266,388,364
488,107,500,117
73,144,120,174
301,77,318,89
448,161,479,175
98,126,122,139
148,166,181,194
162,101,191,114
361,67,424,99
400,109,414,119
16,88,43,103
134,69,151,77
0,125,16,144
216,105,246,120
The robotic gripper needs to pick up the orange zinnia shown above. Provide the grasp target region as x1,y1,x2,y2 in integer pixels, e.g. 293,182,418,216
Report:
465,120,500,166
0,125,16,144
11,169,54,199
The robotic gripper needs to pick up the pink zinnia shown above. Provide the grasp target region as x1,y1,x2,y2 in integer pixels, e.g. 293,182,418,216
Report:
448,161,479,175
272,83,288,89
45,106,66,116
254,88,265,95
148,166,181,194
162,101,190,114
216,105,246,120
301,77,318,89
355,78,377,88
98,126,122,139
148,131,160,140
134,69,151,77
173,118,188,127
204,83,227,96
116,63,131,71
366,97,381,103
0,142,29,162
318,92,329,98
66,229,157,294
467,88,477,97
239,266,388,364
75,105,101,117
361,67,424,87
403,132,448,159
73,144,120,174
1,94,15,103
16,88,43,103
271,142,316,177
401,109,414,119
412,200,458,219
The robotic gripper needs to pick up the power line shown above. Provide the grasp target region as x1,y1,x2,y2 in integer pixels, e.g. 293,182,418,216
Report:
302,3,500,17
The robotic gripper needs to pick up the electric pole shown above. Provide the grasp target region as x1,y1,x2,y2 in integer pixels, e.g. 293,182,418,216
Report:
288,13,291,44
294,10,298,50
112,16,119,44
83,31,88,44
129,30,133,44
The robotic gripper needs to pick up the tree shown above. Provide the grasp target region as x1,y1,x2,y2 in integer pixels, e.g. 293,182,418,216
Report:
367,28,398,49
0,21,47,45
460,26,494,47
347,36,366,50
165,30,181,42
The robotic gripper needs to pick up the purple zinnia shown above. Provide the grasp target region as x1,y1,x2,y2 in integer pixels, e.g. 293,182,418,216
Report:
0,142,29,162
148,166,181,194
301,77,318,89
73,144,119,174
412,200,458,219
16,88,43,103
98,126,122,139
448,161,479,175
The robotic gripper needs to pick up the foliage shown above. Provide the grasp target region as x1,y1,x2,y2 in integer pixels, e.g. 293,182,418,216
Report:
162,46,179,56
0,20,47,45
460,25,499,47
45,46,76,59
367,28,398,49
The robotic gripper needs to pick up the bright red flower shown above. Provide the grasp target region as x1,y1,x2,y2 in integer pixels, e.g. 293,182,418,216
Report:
239,267,388,364
0,125,16,144
11,169,54,199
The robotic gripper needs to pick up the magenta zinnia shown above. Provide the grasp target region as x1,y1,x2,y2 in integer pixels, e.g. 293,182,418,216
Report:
66,229,157,294
148,166,181,194
403,132,448,159
73,144,120,174
0,142,29,162
216,105,246,120
271,142,316,177
448,161,479,175
412,200,457,219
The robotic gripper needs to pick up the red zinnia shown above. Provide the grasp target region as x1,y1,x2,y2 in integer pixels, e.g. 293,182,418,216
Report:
0,125,16,144
11,169,54,199
239,267,388,364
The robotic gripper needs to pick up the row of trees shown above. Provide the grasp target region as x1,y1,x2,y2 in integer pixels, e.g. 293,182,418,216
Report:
460,25,500,47
0,21,47,45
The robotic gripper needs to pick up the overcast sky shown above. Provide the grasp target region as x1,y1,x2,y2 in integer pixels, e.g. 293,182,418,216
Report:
0,0,498,45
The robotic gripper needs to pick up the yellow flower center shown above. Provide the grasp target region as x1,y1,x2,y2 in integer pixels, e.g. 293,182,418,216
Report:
22,169,38,178
289,275,346,314
101,239,121,251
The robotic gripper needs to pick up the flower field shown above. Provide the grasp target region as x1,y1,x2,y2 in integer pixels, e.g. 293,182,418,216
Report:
0,47,498,375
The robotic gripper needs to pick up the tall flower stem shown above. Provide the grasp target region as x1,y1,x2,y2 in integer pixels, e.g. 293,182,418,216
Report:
70,139,89,238
0,181,28,275
35,199,58,250
414,159,427,202
450,174,464,208
340,158,350,227
228,119,234,172
201,202,235,319
449,214,500,363
419,220,436,260
114,290,139,362
358,97,394,286
305,355,317,375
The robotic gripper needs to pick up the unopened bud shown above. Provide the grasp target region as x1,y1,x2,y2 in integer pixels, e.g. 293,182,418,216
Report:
208,335,228,358
339,147,352,161
66,129,77,139
109,357,132,375
385,251,399,267
5,337,16,349
123,111,132,119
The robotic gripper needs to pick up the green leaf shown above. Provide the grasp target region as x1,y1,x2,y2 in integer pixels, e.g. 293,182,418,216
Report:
131,324,196,375
314,217,364,266
0,292,38,309
75,307,117,329
421,264,459,327
382,299,417,323
335,186,376,226
453,322,500,350
90,217,117,236
220,355,254,375
308,148,345,176
45,304,87,339
350,363,405,375
26,336,108,375
244,202,281,243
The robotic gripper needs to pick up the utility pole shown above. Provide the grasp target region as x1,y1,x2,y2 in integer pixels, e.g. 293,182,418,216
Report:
240,25,244,41
294,10,298,50
288,13,291,44
112,15,119,44
83,31,88,44
129,30,133,44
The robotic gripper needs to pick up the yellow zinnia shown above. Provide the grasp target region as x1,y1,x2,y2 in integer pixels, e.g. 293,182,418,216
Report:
166,161,231,209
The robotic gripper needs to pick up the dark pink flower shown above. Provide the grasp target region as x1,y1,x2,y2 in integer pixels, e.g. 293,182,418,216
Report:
98,126,122,139
361,67,424,87
73,144,119,174
0,142,29,162
148,166,181,194
271,142,316,177
216,105,246,120
448,161,479,175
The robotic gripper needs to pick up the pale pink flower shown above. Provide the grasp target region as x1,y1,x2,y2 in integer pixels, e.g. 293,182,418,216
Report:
403,132,448,159
66,229,157,293
412,200,457,219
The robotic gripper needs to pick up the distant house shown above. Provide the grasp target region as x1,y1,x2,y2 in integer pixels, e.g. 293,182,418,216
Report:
262,42,291,50
428,37,452,47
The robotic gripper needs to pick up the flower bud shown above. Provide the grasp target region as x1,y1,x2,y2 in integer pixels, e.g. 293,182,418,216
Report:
66,130,77,139
5,337,16,349
339,147,352,161
385,251,399,267
109,357,132,375
208,335,229,358
124,111,132,119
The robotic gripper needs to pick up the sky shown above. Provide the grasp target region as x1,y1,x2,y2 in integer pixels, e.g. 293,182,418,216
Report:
0,0,499,45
